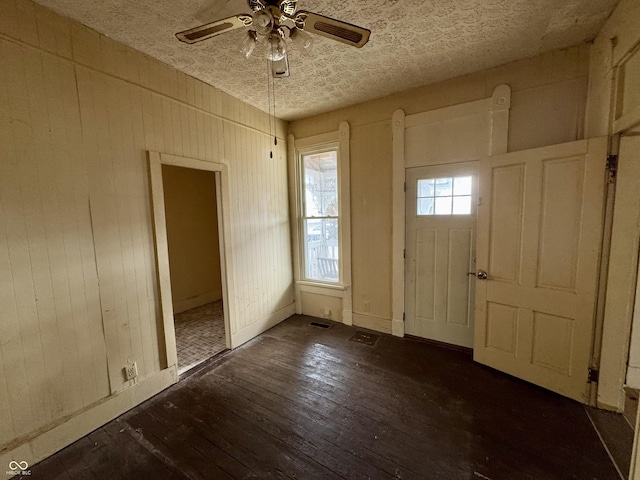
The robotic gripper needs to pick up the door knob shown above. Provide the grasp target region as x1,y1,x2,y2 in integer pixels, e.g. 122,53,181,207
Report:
468,270,488,280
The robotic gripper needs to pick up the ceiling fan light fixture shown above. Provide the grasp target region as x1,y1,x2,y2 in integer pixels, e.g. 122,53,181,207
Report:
290,28,313,55
253,9,274,36
240,30,258,59
266,34,287,61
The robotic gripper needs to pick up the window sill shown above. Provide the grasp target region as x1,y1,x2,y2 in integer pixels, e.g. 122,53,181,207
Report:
297,281,347,298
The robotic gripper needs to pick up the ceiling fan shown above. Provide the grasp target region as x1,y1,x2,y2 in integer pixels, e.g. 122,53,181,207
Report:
176,0,371,77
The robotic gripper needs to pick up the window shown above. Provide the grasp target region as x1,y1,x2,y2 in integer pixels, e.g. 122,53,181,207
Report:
300,149,340,283
417,176,473,216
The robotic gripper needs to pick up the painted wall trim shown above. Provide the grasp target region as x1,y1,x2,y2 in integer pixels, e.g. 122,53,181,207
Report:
148,152,236,369
0,366,177,472
298,283,346,298
586,0,640,413
339,121,354,326
390,85,510,341
599,135,640,410
289,124,353,327
353,313,392,335
391,109,406,338
405,98,490,128
287,133,303,315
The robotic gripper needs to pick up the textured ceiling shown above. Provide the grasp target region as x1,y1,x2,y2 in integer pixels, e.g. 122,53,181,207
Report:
33,0,619,120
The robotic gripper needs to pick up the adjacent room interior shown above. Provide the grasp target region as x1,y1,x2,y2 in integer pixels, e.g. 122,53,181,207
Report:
1,0,640,478
161,164,227,374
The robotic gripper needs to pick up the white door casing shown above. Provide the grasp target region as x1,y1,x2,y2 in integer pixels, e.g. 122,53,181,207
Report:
473,138,608,403
405,162,478,347
392,85,511,338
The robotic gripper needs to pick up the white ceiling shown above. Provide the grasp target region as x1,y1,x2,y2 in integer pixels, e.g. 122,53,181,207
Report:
33,0,619,121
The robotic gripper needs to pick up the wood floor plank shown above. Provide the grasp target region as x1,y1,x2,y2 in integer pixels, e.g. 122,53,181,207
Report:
208,355,468,478
159,382,345,480
125,409,237,480
27,315,621,480
182,374,404,480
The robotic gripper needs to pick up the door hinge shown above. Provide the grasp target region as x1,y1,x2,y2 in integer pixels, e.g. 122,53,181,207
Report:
403,312,406,321
403,249,406,259
588,368,600,383
404,182,406,193
607,154,618,177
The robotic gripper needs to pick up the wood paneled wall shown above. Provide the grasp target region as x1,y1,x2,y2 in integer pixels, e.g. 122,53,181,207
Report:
0,0,292,452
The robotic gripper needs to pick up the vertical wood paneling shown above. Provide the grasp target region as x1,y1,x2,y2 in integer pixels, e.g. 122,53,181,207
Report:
1,0,293,452
40,54,86,413
74,68,111,401
0,40,37,438
129,85,154,379
4,41,48,432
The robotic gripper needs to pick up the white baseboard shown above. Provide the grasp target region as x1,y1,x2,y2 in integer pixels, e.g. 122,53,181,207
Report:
173,290,222,314
0,366,177,471
626,366,640,390
392,317,405,337
352,313,392,334
231,303,296,348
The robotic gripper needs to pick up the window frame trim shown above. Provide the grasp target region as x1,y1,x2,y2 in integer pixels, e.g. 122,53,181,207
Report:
288,122,353,325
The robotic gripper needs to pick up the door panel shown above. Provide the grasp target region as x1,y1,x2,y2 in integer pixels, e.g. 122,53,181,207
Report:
405,162,478,347
489,164,525,283
474,138,607,402
447,228,473,326
415,228,436,321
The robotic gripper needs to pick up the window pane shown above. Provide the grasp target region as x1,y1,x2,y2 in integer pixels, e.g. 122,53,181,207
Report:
453,196,472,215
435,178,453,197
454,176,472,196
435,196,452,215
417,179,434,197
303,152,338,217
304,218,339,282
417,198,434,216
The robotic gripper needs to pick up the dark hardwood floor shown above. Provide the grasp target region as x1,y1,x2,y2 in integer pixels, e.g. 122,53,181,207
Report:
28,315,620,479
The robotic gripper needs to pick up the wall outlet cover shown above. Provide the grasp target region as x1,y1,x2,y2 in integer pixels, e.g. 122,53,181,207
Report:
124,362,138,381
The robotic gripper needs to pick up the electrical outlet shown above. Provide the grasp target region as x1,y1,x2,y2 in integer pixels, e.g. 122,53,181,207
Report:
323,308,331,318
363,301,370,313
124,361,138,381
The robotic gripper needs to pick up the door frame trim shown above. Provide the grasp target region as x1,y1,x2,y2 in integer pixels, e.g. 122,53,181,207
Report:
391,85,511,338
148,151,234,375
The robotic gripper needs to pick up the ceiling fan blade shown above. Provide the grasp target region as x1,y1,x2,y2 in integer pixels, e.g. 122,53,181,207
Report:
176,15,252,44
272,51,290,78
298,11,370,48
195,0,248,23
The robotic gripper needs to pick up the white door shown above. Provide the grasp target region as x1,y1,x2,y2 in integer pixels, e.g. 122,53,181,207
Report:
473,138,608,403
405,162,478,347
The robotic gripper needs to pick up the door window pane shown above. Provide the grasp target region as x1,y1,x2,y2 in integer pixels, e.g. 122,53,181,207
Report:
417,175,474,216
435,196,453,215
418,198,434,216
453,196,472,215
435,178,453,197
418,179,434,197
454,176,472,196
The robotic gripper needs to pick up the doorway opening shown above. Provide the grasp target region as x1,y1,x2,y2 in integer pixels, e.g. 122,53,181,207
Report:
161,164,228,375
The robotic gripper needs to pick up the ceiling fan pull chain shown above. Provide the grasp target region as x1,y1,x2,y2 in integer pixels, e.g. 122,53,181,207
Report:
273,70,277,147
267,56,274,159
